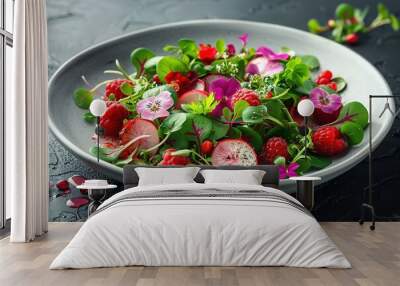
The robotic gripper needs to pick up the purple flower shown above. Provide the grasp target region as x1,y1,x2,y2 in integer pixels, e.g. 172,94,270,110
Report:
256,46,290,61
310,87,342,113
278,163,300,179
238,33,248,48
246,57,285,76
226,43,236,56
208,77,241,117
136,91,174,121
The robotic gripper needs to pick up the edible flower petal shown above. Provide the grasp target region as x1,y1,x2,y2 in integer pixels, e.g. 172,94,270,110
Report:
226,43,236,56
238,33,249,48
278,162,300,179
198,43,217,65
208,77,241,116
310,87,342,113
256,45,290,61
136,91,174,121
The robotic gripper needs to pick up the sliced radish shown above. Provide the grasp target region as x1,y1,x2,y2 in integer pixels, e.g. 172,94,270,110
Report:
211,139,258,166
246,56,283,77
177,89,208,108
193,79,206,91
203,74,228,91
119,118,160,155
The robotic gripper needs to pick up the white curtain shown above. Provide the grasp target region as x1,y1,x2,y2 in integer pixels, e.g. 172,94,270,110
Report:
7,0,49,242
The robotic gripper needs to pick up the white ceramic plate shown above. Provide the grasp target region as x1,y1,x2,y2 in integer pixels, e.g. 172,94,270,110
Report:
48,20,394,190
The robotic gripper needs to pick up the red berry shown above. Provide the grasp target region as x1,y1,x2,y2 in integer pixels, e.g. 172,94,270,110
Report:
198,43,217,65
316,77,330,85
312,126,348,156
263,137,289,164
265,91,273,99
345,33,359,45
104,79,133,101
100,103,130,137
231,88,261,108
56,179,69,191
326,82,337,91
200,140,214,155
319,70,333,81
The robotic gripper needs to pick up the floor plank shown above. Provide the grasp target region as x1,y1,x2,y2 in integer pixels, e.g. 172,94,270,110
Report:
0,222,399,286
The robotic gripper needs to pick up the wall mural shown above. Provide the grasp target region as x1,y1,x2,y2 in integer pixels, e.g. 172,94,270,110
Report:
47,0,400,222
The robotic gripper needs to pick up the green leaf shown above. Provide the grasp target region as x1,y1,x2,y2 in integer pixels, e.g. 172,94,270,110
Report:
336,3,354,19
209,120,229,140
182,93,219,115
390,14,400,31
340,121,364,145
233,100,250,119
273,156,286,166
73,88,93,109
89,146,118,163
237,126,263,152
283,57,310,87
130,48,155,78
171,149,192,157
228,127,242,139
308,18,323,33
332,20,345,42
264,100,286,121
377,3,390,20
83,111,96,123
222,107,233,121
144,56,163,75
295,80,316,95
297,157,312,174
242,105,268,124
184,114,213,141
163,45,179,52
299,55,320,71
120,82,134,96
169,132,190,149
332,77,347,93
178,39,198,58
156,56,188,82
309,154,332,169
337,101,369,129
215,39,225,54
159,113,188,134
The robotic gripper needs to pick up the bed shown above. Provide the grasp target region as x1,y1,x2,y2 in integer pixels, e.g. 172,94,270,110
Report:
50,165,350,269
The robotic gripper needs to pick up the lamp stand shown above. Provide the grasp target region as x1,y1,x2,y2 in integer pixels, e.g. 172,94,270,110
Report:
304,116,308,159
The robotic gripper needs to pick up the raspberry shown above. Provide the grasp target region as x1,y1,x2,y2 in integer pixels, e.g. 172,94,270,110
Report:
231,88,261,108
312,126,348,156
104,79,133,101
263,137,289,164
159,148,191,166
99,103,130,137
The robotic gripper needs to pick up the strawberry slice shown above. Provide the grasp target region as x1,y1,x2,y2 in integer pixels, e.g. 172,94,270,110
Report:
211,139,258,166
119,118,160,156
177,89,208,108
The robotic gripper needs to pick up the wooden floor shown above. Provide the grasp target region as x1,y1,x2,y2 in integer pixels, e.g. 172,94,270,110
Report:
0,223,399,286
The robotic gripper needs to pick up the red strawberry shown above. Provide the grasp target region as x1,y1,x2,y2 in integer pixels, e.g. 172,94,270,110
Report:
200,140,214,155
104,79,133,101
159,148,191,166
99,103,130,137
313,107,341,125
312,126,348,156
263,137,289,164
231,88,261,108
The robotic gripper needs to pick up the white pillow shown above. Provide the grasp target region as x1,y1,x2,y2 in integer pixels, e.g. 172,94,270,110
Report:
135,167,200,186
200,169,266,185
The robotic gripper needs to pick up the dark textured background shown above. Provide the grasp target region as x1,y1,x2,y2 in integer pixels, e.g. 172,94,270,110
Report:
47,0,400,221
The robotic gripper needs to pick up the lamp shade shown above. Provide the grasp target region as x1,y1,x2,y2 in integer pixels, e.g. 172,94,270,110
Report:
297,99,315,117
89,99,107,117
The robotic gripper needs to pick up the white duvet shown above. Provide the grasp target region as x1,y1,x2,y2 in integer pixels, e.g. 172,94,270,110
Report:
50,183,350,269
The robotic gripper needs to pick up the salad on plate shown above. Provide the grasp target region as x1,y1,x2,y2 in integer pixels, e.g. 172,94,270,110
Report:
73,33,368,179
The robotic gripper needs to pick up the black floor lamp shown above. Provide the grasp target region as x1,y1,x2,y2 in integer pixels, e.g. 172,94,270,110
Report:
359,95,399,231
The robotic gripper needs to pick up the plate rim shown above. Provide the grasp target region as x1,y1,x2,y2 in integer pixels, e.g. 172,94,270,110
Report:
48,19,394,184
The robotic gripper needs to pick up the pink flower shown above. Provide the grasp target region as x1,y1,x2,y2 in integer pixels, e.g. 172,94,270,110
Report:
255,46,290,61
226,43,236,56
136,91,174,121
278,163,300,179
310,87,342,113
238,33,248,48
208,77,241,117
